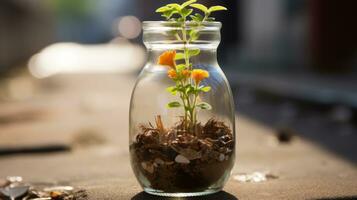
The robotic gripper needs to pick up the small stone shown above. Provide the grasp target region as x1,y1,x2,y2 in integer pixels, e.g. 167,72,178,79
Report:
165,161,174,165
276,128,294,144
218,153,225,161
0,186,29,200
175,155,190,164
43,186,74,192
154,158,165,165
233,172,278,183
50,191,62,198
141,162,154,173
6,176,23,183
141,162,147,169
147,165,154,173
177,148,201,160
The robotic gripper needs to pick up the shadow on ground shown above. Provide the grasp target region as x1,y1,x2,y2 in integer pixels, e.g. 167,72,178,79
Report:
131,191,238,200
232,82,357,164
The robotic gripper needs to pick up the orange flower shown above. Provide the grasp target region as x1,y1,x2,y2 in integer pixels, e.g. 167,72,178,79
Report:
167,69,177,79
191,69,209,84
157,51,176,68
182,69,191,78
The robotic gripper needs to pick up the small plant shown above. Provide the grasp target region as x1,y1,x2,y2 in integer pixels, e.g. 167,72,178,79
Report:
156,0,227,129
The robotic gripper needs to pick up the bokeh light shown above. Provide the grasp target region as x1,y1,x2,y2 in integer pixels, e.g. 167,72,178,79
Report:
117,16,142,39
28,42,145,78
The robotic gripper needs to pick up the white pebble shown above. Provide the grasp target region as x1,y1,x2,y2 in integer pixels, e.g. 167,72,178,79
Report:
175,155,190,164
154,158,165,165
219,153,225,161
141,162,154,173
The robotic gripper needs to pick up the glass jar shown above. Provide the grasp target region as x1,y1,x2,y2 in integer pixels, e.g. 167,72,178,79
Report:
129,21,235,197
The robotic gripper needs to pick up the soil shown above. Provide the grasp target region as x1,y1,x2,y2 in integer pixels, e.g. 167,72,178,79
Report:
130,116,235,193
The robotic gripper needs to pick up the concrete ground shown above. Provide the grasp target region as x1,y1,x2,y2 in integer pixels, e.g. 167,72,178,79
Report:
0,74,356,200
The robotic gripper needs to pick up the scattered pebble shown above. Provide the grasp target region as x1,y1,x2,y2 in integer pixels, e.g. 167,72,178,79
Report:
6,176,23,183
0,177,87,200
233,172,278,183
276,128,295,144
44,186,74,192
0,186,29,200
50,191,62,198
175,155,190,164
141,162,154,173
218,154,225,162
154,158,165,165
177,148,201,160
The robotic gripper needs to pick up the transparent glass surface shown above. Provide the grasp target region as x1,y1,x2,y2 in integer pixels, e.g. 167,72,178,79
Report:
129,21,235,197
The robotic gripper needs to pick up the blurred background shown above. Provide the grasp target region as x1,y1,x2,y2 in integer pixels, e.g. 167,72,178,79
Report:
0,0,356,164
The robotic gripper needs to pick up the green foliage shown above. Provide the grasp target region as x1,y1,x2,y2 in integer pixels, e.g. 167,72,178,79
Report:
200,86,211,92
208,6,227,12
196,102,212,110
190,13,203,22
156,0,227,24
166,86,177,95
176,64,187,71
182,0,197,8
189,3,208,13
187,48,200,57
175,53,185,60
167,101,181,108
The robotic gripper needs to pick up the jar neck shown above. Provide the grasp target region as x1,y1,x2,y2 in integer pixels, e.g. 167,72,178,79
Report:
142,21,221,50
142,21,222,67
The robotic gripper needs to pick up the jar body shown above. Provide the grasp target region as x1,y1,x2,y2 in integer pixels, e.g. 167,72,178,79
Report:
129,21,235,197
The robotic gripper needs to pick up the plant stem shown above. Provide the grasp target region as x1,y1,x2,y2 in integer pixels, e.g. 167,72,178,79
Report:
181,15,194,129
192,84,199,125
179,80,189,129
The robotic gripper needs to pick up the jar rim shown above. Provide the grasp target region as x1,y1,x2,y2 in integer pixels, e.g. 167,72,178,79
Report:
142,21,222,31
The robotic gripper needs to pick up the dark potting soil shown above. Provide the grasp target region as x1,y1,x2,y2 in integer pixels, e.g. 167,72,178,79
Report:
130,117,235,192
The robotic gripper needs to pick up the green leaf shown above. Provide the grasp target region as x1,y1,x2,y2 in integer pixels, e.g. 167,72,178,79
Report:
190,15,199,22
156,6,171,13
208,6,228,13
176,85,185,92
181,0,197,8
189,30,199,41
187,49,200,56
190,13,204,22
176,64,186,71
190,3,208,13
166,86,177,95
161,10,178,20
181,8,193,17
196,102,212,110
167,101,181,108
167,3,182,11
206,17,215,22
185,85,195,94
175,53,185,60
201,86,211,92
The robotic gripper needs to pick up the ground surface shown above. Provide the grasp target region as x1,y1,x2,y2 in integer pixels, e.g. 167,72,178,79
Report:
0,74,356,200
